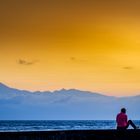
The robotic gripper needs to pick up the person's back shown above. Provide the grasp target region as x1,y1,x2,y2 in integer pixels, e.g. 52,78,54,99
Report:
116,112,127,127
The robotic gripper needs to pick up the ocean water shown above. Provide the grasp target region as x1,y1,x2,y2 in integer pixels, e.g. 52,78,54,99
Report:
0,120,140,132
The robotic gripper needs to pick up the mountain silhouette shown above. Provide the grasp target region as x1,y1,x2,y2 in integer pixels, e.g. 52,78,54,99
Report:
0,82,140,120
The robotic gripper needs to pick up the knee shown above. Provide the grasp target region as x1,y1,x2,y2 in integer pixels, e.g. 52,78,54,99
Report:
128,120,132,123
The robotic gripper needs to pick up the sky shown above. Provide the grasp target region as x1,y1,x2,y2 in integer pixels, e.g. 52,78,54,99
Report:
1,0,140,96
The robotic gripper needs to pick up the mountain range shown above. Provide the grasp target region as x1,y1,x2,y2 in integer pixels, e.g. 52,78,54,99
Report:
0,82,140,120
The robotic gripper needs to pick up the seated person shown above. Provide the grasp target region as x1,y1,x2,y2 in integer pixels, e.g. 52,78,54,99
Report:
116,108,139,130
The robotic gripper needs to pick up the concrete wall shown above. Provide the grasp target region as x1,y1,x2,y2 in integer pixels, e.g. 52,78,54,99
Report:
0,130,140,140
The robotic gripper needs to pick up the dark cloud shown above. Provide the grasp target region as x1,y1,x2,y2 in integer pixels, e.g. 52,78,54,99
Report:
123,66,133,70
18,59,38,66
70,57,88,63
70,57,76,61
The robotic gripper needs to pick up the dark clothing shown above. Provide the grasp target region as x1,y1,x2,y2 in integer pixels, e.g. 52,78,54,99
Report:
117,120,137,130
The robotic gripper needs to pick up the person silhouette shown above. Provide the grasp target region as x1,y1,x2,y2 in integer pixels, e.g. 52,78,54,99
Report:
116,108,139,130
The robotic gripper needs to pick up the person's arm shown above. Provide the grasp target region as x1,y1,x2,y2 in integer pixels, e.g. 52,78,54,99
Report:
125,114,128,123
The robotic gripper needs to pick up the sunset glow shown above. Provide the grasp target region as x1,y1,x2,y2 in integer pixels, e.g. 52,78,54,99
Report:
1,0,140,96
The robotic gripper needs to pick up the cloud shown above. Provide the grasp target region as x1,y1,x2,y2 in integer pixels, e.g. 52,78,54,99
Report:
123,66,133,70
70,57,88,64
18,59,38,66
70,57,77,61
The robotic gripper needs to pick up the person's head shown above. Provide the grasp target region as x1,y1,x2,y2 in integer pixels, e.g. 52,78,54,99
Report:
121,108,126,113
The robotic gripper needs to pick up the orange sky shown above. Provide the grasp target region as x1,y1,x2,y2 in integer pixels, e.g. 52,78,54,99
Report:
1,0,140,96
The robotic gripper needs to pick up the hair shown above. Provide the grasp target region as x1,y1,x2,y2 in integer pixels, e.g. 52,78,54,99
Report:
121,108,126,113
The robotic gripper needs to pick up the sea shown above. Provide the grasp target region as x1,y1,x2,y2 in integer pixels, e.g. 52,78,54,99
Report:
0,120,140,132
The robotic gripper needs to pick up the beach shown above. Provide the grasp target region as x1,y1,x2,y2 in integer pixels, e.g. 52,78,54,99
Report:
0,129,140,140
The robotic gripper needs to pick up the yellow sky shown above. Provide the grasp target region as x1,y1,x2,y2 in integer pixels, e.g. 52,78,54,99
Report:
1,0,140,96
